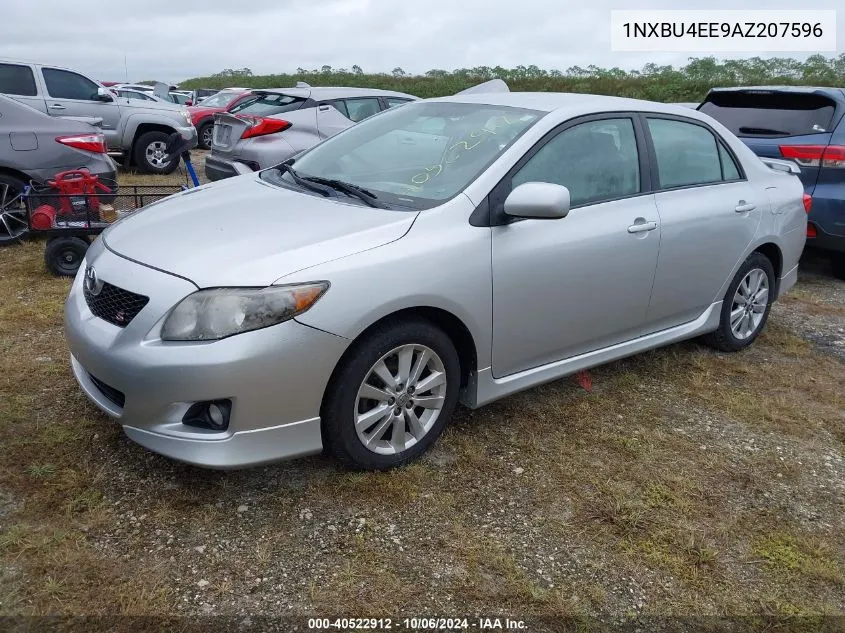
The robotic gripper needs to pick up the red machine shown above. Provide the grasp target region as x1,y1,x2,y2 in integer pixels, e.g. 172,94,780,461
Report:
47,169,113,214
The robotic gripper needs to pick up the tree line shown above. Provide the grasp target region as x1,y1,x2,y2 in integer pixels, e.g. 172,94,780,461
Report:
178,55,845,102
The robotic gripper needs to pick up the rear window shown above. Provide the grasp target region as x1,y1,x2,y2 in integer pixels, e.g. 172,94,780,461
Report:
0,63,37,96
699,91,837,137
229,93,306,116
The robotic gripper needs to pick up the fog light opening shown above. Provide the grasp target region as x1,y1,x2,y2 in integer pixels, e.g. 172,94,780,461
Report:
182,399,232,431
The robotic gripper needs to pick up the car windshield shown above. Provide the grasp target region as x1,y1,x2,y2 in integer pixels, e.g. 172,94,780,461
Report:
197,91,243,108
261,101,543,210
229,92,306,116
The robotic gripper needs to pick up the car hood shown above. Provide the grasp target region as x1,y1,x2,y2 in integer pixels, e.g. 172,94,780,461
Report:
102,175,418,288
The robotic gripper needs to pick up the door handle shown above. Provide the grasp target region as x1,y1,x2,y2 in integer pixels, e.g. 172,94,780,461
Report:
627,220,658,233
735,201,756,213
48,103,66,110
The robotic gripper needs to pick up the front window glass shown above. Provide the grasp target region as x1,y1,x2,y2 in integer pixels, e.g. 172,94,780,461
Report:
262,101,543,209
512,118,641,206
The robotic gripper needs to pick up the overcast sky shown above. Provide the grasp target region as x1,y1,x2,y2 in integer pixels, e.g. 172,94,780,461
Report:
2,0,842,83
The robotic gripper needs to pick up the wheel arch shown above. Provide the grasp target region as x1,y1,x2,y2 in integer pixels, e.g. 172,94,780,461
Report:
317,305,478,452
0,166,33,184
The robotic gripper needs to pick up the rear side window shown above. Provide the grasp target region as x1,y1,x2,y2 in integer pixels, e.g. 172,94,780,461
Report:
719,143,741,181
386,98,411,109
229,93,306,116
699,91,837,137
0,63,37,96
342,98,381,122
42,68,99,101
648,118,724,188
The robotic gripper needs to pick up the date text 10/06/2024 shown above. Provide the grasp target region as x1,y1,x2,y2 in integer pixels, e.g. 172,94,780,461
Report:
307,617,527,630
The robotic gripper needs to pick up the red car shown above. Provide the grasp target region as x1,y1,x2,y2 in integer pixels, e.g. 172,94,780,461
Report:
188,89,255,149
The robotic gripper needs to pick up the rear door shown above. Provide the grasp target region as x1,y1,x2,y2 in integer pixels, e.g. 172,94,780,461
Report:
699,90,841,196
643,115,764,331
0,62,45,112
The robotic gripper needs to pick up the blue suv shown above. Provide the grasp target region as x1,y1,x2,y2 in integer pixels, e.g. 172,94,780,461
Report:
700,87,845,279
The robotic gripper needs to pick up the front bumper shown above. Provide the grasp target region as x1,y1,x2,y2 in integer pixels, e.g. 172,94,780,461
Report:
63,243,349,468
175,123,198,147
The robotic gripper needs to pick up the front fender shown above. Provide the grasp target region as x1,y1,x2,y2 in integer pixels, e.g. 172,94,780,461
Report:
283,198,494,370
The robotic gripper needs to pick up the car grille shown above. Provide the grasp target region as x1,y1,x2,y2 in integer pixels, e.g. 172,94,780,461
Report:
83,281,149,328
88,374,126,408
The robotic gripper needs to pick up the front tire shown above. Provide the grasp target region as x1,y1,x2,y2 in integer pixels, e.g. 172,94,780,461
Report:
133,131,178,174
321,319,461,470
702,252,775,352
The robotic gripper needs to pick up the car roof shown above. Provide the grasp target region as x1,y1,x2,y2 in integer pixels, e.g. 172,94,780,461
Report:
428,91,710,117
254,86,417,101
707,85,845,101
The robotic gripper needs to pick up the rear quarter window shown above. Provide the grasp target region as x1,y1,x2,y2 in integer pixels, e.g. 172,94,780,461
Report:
699,91,837,137
0,63,37,97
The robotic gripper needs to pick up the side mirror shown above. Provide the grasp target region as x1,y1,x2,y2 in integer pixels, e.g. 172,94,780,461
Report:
186,100,193,106
96,87,113,102
503,182,571,220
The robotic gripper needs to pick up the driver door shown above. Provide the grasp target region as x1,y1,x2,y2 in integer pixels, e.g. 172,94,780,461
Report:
491,116,661,377
40,67,121,149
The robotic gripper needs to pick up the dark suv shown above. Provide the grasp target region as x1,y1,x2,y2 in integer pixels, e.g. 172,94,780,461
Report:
699,87,845,279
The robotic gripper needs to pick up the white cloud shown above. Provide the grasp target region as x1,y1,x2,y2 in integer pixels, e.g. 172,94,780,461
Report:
1,0,842,83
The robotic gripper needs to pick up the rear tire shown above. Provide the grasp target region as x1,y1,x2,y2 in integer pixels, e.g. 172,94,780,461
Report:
702,252,775,352
0,174,29,246
133,131,178,174
44,236,89,277
197,122,213,150
831,253,845,281
321,319,461,470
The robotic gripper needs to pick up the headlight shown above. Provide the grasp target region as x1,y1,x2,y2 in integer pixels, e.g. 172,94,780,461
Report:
161,283,329,341
181,108,191,125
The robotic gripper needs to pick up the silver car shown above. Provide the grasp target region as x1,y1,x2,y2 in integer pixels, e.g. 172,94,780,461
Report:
65,91,807,470
0,94,117,245
205,84,416,181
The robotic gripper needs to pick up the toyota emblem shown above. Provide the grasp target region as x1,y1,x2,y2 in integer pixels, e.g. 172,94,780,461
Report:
84,266,103,296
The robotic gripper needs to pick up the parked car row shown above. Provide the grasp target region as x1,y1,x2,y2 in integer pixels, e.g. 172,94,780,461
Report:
0,60,197,174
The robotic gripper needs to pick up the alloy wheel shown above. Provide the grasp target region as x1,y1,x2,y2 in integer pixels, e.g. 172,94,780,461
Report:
145,141,172,169
730,267,769,340
355,344,447,455
0,183,28,242
202,126,213,148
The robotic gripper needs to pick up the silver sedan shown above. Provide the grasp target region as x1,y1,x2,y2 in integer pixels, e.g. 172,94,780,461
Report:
65,91,807,470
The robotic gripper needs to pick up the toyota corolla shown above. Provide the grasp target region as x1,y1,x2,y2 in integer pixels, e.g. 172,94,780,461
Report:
64,91,807,470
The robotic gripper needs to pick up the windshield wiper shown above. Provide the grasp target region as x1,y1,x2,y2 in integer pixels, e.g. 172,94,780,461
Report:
274,163,335,197
299,177,387,209
738,126,790,136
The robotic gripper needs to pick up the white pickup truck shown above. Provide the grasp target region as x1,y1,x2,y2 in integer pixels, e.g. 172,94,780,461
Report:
0,60,197,174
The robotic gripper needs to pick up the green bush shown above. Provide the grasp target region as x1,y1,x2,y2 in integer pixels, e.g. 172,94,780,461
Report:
178,55,845,102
